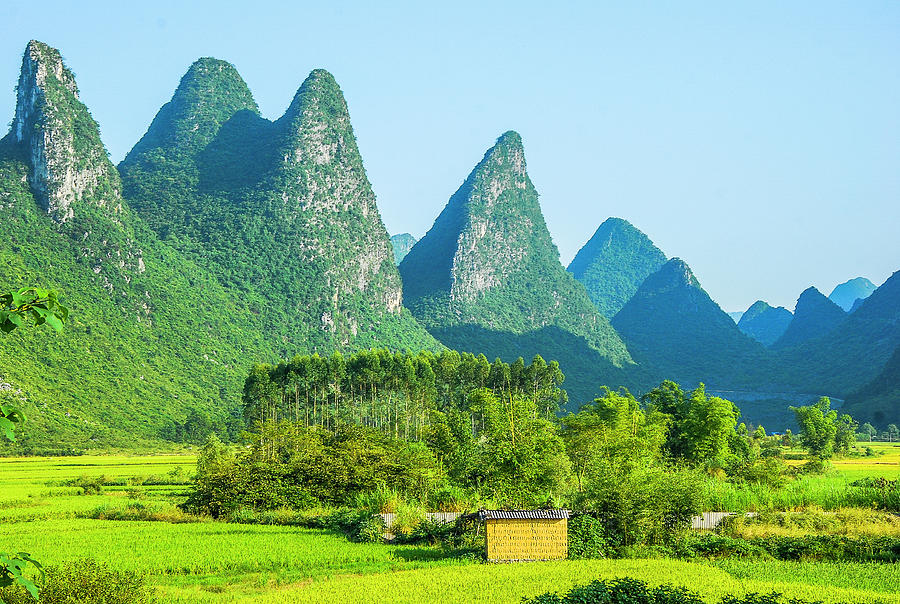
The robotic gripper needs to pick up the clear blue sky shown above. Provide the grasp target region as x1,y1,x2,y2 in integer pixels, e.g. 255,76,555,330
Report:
2,1,897,312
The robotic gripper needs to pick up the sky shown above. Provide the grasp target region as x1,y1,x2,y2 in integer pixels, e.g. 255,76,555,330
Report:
1,1,897,312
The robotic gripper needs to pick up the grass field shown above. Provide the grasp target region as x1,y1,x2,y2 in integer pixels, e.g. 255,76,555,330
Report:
1,452,898,603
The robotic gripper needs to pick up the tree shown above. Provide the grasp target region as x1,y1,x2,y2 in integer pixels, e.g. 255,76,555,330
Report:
791,397,838,460
888,424,899,443
833,414,858,455
0,288,65,603
680,385,739,466
860,423,876,442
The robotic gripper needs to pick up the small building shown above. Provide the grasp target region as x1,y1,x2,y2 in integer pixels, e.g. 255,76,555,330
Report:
478,509,569,562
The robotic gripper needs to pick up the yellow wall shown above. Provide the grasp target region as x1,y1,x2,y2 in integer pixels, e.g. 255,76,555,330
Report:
485,518,567,561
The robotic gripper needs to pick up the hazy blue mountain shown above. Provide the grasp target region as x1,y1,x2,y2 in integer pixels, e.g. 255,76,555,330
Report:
612,258,768,388
776,270,900,397
829,277,877,312
772,288,846,350
567,217,667,318
738,301,793,347
390,233,417,265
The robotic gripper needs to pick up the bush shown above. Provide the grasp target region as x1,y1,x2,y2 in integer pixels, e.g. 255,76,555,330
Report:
524,577,703,604
0,558,156,603
567,514,609,559
393,517,453,546
354,515,386,543
62,475,106,495
682,533,900,562
524,577,862,604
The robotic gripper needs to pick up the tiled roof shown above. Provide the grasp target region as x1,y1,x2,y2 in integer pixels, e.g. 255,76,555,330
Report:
477,509,570,520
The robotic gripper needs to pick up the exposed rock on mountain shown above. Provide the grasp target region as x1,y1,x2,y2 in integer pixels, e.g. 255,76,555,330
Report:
120,62,436,352
390,233,417,265
567,217,667,318
738,301,793,347
0,42,272,448
399,132,635,405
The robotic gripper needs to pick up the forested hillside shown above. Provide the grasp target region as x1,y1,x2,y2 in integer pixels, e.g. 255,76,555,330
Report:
612,258,770,389
842,344,900,426
772,287,845,350
119,59,436,353
738,301,792,347
0,42,276,450
399,132,639,406
567,217,667,318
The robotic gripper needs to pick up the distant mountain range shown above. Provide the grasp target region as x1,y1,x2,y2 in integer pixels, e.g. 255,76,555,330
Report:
829,277,877,312
771,288,846,350
1,41,897,448
737,301,793,347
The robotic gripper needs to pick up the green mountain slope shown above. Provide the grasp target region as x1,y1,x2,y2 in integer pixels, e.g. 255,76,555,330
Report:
842,345,900,428
737,301,793,347
567,217,667,318
772,287,845,350
829,277,877,312
390,233,417,265
119,60,436,353
612,258,770,389
399,132,637,406
776,270,900,397
0,41,276,450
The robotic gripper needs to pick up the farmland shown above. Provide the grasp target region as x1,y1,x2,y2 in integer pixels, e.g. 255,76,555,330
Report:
1,449,898,603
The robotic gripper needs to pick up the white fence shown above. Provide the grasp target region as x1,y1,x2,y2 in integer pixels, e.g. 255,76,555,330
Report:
380,511,748,531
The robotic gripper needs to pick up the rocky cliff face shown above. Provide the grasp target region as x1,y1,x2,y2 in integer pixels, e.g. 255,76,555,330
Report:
399,132,635,404
0,41,281,448
738,300,793,347
390,233,417,264
567,217,667,318
6,40,146,308
120,62,434,351
14,41,122,224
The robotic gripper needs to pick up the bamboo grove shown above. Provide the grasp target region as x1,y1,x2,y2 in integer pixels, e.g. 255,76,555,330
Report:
242,349,567,440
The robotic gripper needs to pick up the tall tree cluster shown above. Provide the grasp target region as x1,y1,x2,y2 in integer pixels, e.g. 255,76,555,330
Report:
241,349,566,442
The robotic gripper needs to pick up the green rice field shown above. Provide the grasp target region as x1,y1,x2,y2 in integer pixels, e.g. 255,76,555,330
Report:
1,448,898,603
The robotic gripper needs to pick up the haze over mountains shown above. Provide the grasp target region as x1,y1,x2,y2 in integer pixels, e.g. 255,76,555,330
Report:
0,41,897,450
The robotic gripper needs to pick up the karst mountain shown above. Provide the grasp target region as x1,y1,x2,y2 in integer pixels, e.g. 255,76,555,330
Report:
399,132,636,405
567,217,667,318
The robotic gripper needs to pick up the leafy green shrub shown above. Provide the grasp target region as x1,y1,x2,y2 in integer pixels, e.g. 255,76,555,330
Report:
354,515,385,543
62,475,106,495
393,517,453,546
524,577,865,604
0,558,156,603
80,502,204,524
524,577,703,604
682,534,900,562
567,514,609,559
